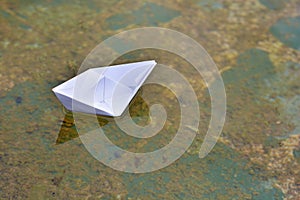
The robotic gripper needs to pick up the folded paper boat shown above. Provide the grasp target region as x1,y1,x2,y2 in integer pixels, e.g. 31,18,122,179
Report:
52,60,157,116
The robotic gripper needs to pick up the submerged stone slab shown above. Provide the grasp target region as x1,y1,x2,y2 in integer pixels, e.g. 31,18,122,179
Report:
106,2,180,30
259,0,287,10
270,16,300,50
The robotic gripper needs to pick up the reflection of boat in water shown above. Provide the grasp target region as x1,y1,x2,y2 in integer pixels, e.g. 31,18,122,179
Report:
52,60,156,116
56,109,110,144
56,91,150,144
56,110,77,144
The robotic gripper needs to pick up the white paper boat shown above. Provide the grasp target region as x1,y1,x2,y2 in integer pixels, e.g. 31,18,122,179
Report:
52,60,157,116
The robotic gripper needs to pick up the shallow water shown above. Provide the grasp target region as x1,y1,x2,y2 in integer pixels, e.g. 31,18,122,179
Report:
1,0,300,199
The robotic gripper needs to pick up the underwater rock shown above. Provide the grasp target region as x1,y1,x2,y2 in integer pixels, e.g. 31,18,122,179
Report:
106,2,180,30
270,16,300,50
259,0,287,10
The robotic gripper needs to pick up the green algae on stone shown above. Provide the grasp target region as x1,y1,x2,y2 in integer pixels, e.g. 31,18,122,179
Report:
0,81,55,123
293,149,300,159
13,0,108,11
221,49,287,145
197,0,223,11
269,61,300,136
0,9,10,18
280,96,300,135
259,0,287,10
222,48,275,87
122,143,284,199
0,8,32,30
270,16,300,50
103,37,138,54
106,2,180,30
